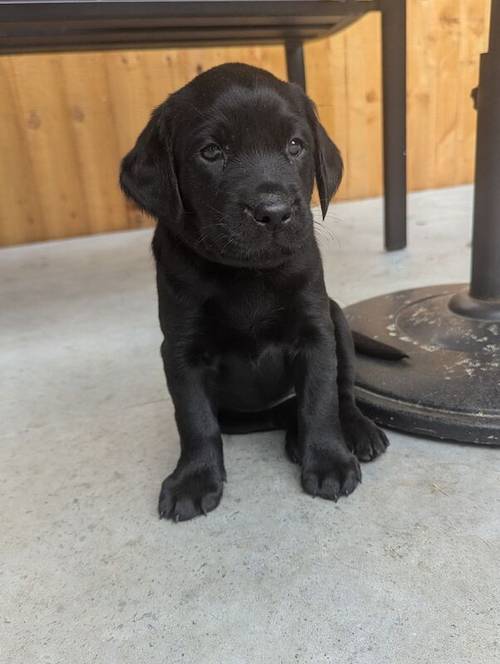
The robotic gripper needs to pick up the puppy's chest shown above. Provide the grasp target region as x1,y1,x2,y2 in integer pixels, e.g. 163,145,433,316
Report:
201,288,296,351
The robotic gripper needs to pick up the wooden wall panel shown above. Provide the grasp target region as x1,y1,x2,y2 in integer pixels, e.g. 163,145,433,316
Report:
0,0,490,246
407,0,489,191
306,14,383,201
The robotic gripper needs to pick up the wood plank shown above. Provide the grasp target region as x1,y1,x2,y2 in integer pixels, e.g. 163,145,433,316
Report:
0,58,44,245
5,54,90,241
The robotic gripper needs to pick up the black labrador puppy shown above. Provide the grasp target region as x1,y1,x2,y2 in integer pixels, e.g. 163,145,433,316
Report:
120,63,391,522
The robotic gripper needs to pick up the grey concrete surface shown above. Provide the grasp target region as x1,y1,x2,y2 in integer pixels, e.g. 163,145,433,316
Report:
1,186,499,664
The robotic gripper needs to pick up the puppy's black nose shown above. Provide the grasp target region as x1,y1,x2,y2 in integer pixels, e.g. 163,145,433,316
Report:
253,200,292,226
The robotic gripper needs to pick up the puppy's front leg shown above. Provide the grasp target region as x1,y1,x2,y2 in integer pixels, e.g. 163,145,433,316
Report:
158,342,225,522
293,320,361,501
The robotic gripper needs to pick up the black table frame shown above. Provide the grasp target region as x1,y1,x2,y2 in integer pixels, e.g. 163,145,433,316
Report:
0,0,407,250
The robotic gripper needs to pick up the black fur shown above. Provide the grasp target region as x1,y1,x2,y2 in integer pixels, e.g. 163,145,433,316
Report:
120,63,389,522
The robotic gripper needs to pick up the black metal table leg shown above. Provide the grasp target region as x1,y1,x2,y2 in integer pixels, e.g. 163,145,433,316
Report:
345,0,500,446
285,40,306,90
380,0,407,251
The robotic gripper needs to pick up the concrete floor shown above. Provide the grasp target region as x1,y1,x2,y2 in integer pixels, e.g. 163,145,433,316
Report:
1,186,499,664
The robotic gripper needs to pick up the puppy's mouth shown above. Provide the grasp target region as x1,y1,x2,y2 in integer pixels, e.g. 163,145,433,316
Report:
195,214,309,268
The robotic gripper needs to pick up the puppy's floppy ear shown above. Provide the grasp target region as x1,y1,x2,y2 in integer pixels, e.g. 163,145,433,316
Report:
119,104,182,222
305,98,343,219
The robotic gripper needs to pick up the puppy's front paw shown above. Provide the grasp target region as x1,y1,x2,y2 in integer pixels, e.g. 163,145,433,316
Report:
342,407,389,462
301,448,361,501
158,464,224,522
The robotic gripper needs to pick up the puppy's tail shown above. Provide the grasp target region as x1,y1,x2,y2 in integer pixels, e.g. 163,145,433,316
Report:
352,330,408,361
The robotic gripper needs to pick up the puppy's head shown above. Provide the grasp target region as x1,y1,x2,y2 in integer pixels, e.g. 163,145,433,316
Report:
120,63,342,267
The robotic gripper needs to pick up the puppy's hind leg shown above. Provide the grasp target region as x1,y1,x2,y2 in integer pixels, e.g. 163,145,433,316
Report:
219,398,297,429
219,399,300,463
329,299,390,462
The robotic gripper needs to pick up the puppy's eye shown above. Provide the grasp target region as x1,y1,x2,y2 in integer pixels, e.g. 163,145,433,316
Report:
200,143,223,162
288,138,304,157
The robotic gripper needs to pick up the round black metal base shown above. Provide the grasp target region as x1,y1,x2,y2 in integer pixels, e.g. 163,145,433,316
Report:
345,284,500,445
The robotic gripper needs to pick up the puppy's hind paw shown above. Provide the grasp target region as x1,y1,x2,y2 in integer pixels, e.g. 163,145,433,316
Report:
342,408,389,462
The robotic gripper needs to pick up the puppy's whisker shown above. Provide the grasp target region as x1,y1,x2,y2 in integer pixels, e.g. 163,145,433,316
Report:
219,233,238,254
220,241,233,255
313,221,333,238
196,221,229,245
196,226,218,245
313,222,339,247
196,221,236,250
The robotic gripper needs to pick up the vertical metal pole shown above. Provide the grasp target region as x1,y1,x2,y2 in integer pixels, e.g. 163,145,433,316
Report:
469,0,500,300
285,40,306,90
380,0,407,251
